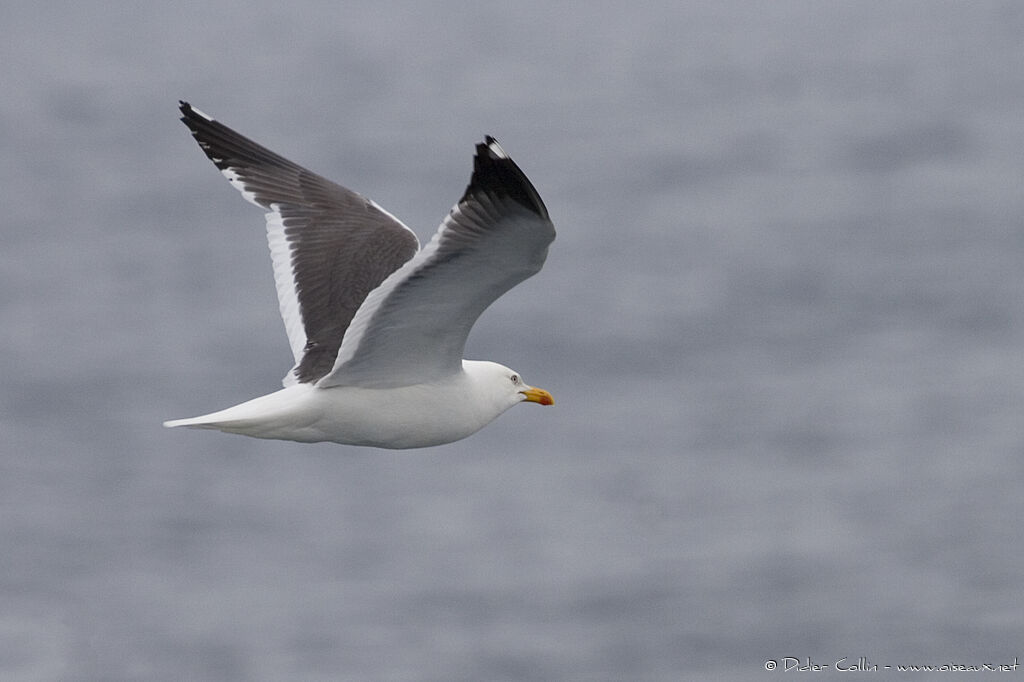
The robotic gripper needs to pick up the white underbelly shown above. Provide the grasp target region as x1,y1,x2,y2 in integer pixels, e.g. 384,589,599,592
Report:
194,381,495,449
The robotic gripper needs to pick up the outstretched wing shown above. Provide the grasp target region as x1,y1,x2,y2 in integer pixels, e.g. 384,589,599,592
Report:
319,137,555,389
179,102,419,385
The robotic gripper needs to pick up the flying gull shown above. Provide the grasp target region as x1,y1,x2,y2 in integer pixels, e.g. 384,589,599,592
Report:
164,102,555,448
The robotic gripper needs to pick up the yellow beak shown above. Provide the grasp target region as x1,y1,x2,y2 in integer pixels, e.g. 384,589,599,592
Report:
520,386,555,406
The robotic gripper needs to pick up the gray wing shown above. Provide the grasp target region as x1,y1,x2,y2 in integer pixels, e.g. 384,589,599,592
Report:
319,136,555,389
179,102,419,385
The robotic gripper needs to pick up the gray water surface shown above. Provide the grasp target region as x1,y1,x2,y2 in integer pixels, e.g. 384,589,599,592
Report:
4,2,1024,679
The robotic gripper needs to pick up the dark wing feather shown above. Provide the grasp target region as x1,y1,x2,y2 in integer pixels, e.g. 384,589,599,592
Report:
320,137,555,388
179,102,419,384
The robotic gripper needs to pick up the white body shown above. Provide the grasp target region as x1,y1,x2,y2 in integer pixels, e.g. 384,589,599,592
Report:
165,361,536,448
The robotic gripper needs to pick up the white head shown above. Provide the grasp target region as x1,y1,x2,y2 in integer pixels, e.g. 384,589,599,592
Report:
464,360,554,413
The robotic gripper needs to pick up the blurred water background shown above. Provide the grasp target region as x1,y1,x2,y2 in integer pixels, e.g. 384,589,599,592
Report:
4,1,1024,679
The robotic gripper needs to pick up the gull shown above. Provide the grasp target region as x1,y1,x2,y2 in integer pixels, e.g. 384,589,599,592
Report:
164,102,555,448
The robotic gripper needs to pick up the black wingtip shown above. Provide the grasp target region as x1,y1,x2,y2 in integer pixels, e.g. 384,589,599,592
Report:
178,101,203,130
467,136,548,219
178,100,214,124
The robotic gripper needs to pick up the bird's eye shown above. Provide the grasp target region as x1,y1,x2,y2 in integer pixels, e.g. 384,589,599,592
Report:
510,374,520,384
